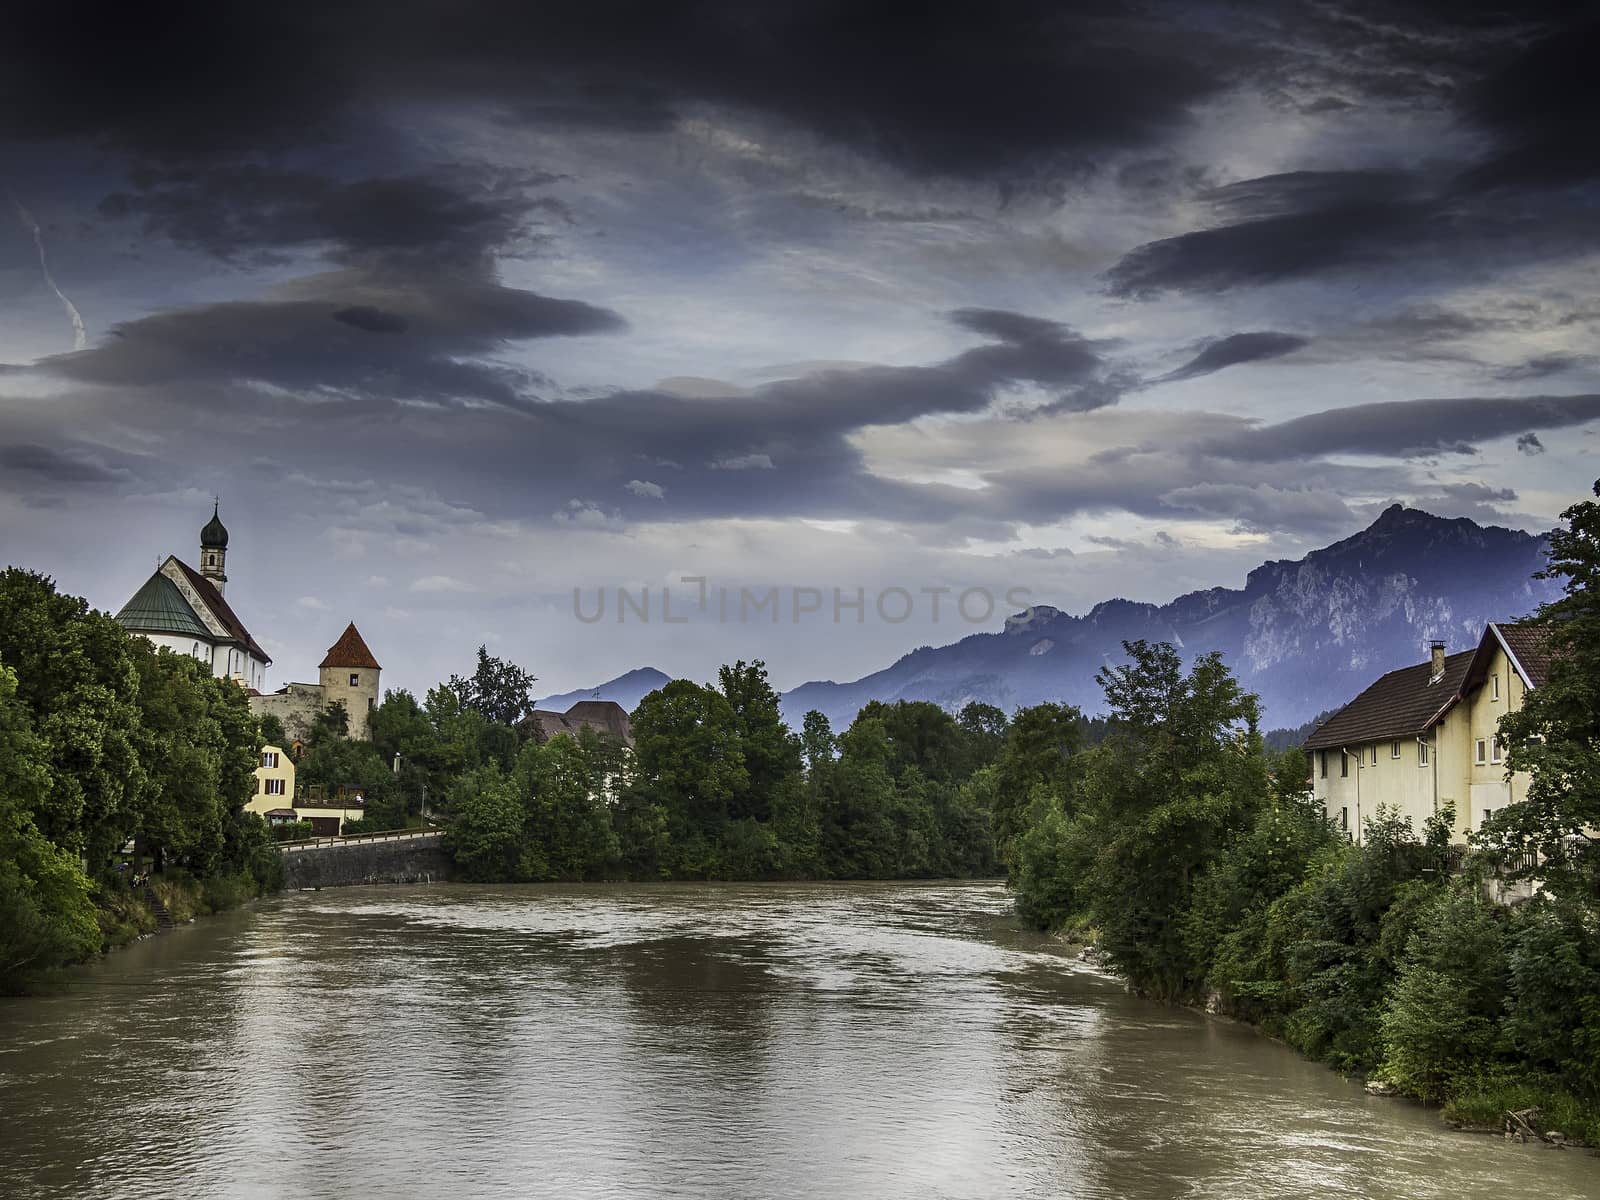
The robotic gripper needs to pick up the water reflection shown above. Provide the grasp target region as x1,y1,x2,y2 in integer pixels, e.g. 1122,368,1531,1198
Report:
1,882,1595,1200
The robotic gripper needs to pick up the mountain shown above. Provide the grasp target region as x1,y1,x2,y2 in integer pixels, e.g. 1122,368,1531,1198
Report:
538,667,672,713
779,506,1557,730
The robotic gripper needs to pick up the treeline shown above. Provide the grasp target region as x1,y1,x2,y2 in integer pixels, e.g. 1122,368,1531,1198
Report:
0,569,282,993
1007,480,1600,1144
444,661,1093,883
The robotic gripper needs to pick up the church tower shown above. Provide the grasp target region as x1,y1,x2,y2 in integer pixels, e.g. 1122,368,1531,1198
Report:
200,501,229,594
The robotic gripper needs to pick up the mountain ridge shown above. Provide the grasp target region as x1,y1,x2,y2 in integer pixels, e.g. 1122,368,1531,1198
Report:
777,505,1555,729
545,507,1557,731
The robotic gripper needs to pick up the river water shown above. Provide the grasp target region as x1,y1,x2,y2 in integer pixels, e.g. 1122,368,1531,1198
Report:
1,881,1595,1199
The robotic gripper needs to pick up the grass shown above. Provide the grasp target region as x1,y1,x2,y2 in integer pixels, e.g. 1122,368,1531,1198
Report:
1444,1069,1600,1146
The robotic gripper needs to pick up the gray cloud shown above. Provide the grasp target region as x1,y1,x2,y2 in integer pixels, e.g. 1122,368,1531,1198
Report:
1201,394,1600,461
1154,331,1309,383
1516,432,1545,455
34,277,625,412
0,442,131,485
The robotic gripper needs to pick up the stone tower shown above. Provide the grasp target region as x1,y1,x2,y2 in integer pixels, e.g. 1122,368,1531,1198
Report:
200,501,229,594
318,622,382,740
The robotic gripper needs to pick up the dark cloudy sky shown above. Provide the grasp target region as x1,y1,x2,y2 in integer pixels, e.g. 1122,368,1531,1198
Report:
3,1,1598,699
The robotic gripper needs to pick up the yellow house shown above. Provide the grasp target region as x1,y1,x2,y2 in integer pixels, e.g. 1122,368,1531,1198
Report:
246,745,296,820
244,744,365,837
1304,623,1551,845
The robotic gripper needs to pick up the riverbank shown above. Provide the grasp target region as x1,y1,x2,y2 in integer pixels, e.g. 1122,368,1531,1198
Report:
4,871,279,997
1051,926,1599,1152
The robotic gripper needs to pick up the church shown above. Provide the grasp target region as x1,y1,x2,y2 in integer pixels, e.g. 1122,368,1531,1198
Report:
114,504,383,742
114,503,272,691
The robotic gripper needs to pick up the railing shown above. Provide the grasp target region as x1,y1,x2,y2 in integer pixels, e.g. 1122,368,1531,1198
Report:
277,825,443,852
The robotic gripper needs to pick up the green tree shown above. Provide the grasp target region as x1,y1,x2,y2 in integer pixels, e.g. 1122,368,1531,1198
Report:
0,655,100,992
1078,643,1264,1001
992,702,1082,861
519,734,619,880
800,710,836,775
444,764,526,882
629,680,748,874
717,660,801,823
0,568,145,867
1378,885,1510,1101
447,645,538,728
1488,478,1600,901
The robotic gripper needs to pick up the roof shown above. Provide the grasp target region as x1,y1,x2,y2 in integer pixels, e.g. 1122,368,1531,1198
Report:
319,622,381,670
1303,648,1474,751
170,558,271,663
201,502,229,549
522,700,633,747
264,808,297,819
1491,622,1553,689
116,571,213,639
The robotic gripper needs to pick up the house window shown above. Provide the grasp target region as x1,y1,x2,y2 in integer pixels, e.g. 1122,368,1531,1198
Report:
1370,745,1379,766
261,751,279,768
264,778,286,796
1490,736,1502,764
1475,739,1487,765
1340,807,1349,831
1391,740,1401,759
1319,751,1327,779
1483,807,1494,826
1418,741,1430,766
1340,751,1349,778
350,673,361,687
1492,673,1500,701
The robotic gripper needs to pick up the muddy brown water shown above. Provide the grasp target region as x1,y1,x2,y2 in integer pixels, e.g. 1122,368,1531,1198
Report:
2,881,1596,1198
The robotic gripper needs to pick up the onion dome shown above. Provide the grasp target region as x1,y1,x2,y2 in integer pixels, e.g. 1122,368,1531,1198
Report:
201,502,229,549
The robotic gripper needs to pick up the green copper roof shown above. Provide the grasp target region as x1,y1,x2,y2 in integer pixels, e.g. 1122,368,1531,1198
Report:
115,572,212,639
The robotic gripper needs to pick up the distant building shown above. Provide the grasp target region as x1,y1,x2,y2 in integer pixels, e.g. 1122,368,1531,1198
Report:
1304,622,1551,847
521,699,634,747
114,503,272,690
249,622,383,742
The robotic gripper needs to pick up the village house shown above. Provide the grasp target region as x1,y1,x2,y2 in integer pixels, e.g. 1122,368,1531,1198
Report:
244,744,368,837
1304,621,1552,848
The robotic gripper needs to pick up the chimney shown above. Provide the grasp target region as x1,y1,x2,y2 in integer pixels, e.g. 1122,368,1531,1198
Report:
1429,640,1446,681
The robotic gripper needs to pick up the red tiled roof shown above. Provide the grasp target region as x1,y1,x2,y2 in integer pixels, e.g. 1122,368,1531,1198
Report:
319,622,381,670
1493,622,1553,688
1302,649,1474,751
171,558,271,663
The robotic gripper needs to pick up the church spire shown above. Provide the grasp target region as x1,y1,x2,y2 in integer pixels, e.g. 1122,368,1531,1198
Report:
200,500,229,593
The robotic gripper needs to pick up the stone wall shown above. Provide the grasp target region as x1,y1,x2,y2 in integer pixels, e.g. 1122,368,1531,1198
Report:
281,833,452,889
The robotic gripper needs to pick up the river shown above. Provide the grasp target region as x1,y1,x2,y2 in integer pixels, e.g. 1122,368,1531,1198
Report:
1,881,1594,1199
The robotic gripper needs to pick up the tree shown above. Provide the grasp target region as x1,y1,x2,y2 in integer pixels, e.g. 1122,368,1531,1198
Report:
257,712,287,748
447,645,538,728
800,710,836,776
519,734,619,880
0,568,146,867
1488,477,1600,900
1378,885,1509,1101
717,660,801,823
0,654,100,992
1079,642,1265,1001
956,701,1009,772
444,765,526,882
629,680,748,875
307,700,350,744
992,702,1082,860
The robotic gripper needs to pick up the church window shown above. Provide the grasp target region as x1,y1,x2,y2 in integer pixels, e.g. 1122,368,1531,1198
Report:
350,673,360,687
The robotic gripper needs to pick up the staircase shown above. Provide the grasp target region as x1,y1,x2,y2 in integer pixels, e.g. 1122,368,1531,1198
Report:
142,882,178,930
